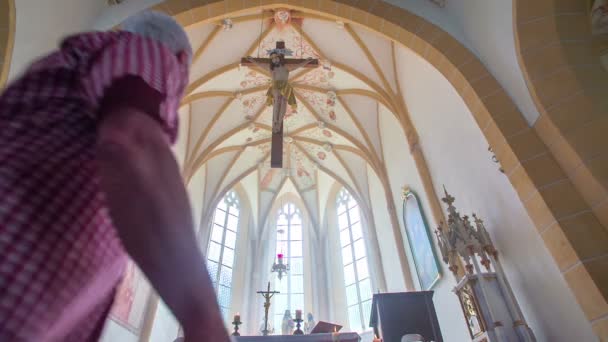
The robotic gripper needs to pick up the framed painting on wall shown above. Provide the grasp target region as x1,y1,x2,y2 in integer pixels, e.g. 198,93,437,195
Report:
109,260,152,334
402,188,441,290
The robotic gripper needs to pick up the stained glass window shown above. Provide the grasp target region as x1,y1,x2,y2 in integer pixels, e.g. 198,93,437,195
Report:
207,190,239,322
273,203,305,332
337,188,373,331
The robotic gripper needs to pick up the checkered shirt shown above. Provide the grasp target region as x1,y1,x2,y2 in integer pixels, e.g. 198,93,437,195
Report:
0,31,187,341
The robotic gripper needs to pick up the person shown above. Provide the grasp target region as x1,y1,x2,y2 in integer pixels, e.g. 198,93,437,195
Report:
0,11,228,342
246,50,313,133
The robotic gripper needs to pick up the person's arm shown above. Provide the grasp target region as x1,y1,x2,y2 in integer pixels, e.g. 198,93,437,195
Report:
246,56,270,72
96,79,228,342
291,57,314,72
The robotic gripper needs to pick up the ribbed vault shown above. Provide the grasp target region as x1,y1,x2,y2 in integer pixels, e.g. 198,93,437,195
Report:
181,9,404,230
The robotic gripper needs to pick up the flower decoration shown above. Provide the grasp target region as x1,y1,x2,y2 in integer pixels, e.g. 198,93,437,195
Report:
317,151,327,160
328,110,336,121
322,129,332,137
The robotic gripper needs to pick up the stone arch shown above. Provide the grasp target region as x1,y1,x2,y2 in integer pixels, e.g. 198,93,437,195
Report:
514,1,608,337
0,0,15,88
143,1,608,338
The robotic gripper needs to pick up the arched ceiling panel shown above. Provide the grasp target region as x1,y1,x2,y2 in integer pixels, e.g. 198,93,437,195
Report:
259,157,286,192
188,96,233,155
295,89,365,147
185,23,216,56
287,143,316,190
350,25,398,94
189,19,265,84
335,149,371,207
202,149,240,210
218,146,266,195
301,18,386,95
193,67,269,94
200,98,243,152
339,94,383,160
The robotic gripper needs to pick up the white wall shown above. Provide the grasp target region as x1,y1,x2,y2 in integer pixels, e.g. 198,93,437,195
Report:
378,103,471,342
394,44,596,341
383,0,540,125
366,165,406,292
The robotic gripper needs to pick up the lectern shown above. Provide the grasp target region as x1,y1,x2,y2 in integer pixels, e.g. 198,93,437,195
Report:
370,292,443,342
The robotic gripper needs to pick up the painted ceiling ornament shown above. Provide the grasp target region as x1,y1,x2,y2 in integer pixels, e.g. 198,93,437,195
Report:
323,142,333,152
235,92,243,100
273,9,292,30
284,136,293,144
336,20,345,29
317,120,326,129
222,18,233,31
326,90,336,107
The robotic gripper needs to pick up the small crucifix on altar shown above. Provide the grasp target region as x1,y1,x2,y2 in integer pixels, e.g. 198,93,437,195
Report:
257,281,280,336
241,41,318,168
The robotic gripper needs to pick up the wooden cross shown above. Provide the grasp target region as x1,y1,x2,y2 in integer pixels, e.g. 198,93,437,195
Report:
257,282,280,336
241,41,319,168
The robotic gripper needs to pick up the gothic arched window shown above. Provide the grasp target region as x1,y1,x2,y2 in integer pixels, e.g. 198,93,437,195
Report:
207,190,240,322
273,202,305,331
336,188,372,331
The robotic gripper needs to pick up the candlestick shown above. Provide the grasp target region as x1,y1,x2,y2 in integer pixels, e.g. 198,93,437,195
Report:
293,318,304,335
232,313,242,336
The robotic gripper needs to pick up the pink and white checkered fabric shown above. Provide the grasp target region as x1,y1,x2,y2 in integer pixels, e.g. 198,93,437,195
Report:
0,31,187,341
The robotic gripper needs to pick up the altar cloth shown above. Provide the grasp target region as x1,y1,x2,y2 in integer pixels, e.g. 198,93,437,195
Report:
231,333,360,342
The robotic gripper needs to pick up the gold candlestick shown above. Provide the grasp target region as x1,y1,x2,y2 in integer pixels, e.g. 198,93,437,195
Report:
257,282,279,336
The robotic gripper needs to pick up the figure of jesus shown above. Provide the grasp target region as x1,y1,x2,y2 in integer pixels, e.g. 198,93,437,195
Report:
246,52,314,133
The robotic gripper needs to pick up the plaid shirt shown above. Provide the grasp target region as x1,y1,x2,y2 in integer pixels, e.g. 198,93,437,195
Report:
0,31,187,341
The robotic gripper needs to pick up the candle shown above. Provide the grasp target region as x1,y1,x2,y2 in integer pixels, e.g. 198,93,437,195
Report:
295,309,302,320
277,253,284,264
234,313,240,323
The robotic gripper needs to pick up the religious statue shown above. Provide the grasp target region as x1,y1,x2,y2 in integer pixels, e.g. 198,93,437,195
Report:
304,312,316,334
242,41,318,167
245,44,314,133
281,309,295,335
259,320,274,336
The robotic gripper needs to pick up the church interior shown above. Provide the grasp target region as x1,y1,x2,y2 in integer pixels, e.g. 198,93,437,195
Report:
1,0,608,341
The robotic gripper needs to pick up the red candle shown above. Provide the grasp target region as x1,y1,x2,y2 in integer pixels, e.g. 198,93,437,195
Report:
277,253,284,264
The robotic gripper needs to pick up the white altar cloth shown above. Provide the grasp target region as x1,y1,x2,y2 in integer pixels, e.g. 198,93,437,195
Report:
231,333,360,342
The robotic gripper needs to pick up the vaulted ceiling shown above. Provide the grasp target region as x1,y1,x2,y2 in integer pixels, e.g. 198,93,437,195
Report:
181,9,405,228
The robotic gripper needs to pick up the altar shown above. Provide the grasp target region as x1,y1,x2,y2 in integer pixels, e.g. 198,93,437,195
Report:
231,333,360,342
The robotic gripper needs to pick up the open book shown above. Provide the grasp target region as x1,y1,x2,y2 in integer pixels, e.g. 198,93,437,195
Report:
309,321,343,334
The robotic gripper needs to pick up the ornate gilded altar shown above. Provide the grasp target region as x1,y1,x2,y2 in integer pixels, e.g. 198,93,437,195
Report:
435,188,536,342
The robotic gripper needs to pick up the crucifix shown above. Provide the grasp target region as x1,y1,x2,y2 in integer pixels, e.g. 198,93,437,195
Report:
257,281,280,336
241,41,318,168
